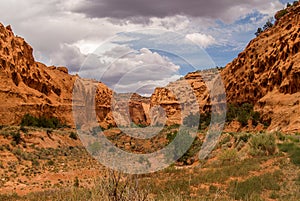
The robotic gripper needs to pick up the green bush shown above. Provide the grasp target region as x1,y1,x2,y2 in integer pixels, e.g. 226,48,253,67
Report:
183,113,200,128
88,142,102,155
74,176,79,188
275,9,288,21
278,142,300,166
227,103,260,126
47,160,55,166
177,137,202,165
218,149,238,163
69,132,78,140
249,134,276,156
20,114,66,129
237,110,249,126
183,112,211,130
31,159,39,166
11,131,21,145
166,131,177,142
255,27,263,37
263,19,274,30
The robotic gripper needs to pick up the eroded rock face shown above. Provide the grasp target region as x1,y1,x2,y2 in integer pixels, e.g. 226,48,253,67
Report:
149,3,300,133
0,23,75,125
0,23,113,127
150,70,224,126
1,2,300,134
220,3,300,133
0,22,162,129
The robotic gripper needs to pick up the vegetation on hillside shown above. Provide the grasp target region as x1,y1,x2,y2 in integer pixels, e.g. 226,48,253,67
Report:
183,102,267,129
255,1,299,37
0,125,299,200
20,114,67,129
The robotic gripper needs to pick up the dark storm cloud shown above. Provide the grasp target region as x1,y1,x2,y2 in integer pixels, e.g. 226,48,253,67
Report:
73,0,262,20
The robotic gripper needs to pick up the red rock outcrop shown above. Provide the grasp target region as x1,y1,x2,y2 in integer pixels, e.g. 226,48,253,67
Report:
0,23,152,128
150,2,300,133
1,2,300,133
221,2,300,133
0,23,115,127
0,23,75,125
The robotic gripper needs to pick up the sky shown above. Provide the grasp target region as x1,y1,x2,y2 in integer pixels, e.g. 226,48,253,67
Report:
0,0,292,94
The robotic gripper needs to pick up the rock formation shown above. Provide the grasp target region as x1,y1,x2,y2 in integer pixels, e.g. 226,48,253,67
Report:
0,23,76,125
0,2,300,133
150,2,300,133
221,2,300,133
0,23,151,128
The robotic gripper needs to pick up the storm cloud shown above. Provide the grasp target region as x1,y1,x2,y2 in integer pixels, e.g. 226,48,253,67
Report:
73,0,283,23
0,0,287,78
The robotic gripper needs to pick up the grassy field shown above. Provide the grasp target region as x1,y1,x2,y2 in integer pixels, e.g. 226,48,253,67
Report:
0,126,299,200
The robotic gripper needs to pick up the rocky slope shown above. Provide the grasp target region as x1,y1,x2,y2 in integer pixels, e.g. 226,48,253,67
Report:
151,2,300,133
0,23,115,127
221,2,300,133
0,23,75,125
0,23,151,128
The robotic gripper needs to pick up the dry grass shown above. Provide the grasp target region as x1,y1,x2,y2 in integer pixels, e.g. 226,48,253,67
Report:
0,127,299,200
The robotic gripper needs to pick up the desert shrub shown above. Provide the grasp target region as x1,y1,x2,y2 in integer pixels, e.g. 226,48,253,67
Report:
208,185,218,194
226,104,238,122
218,149,238,163
263,18,274,30
278,142,300,166
12,148,22,157
219,134,231,146
20,114,65,129
99,170,149,201
199,112,211,130
251,111,260,126
183,112,211,130
11,131,21,145
275,131,286,141
183,113,199,128
249,134,276,156
31,159,39,166
20,114,39,127
173,130,194,161
10,141,17,147
255,27,263,37
275,9,288,21
237,110,249,126
88,141,102,155
20,125,28,133
166,131,177,142
235,132,252,143
69,132,78,140
74,176,79,188
47,160,55,166
165,129,201,165
177,137,202,165
227,103,261,126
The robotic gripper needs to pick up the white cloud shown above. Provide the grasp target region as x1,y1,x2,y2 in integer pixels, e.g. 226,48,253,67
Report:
185,33,216,48
79,46,181,94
